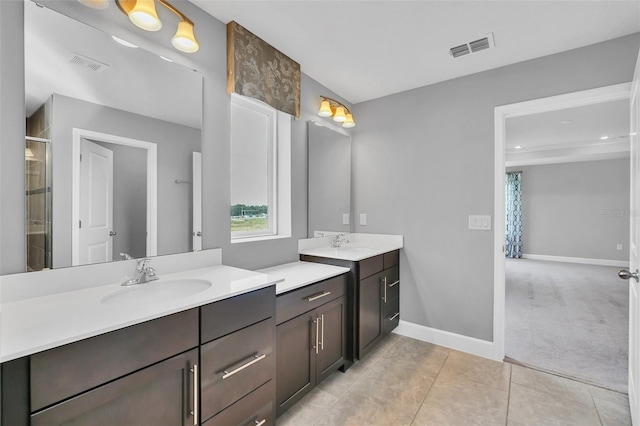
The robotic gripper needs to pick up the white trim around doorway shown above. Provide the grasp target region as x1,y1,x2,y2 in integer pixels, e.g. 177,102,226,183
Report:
71,128,158,265
493,82,631,361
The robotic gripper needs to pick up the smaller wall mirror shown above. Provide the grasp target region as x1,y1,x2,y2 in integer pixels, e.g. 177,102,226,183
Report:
307,122,352,237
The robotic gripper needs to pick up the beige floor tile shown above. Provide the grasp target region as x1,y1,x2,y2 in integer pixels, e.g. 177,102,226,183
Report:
316,368,361,399
436,350,511,391
593,397,632,426
382,337,450,374
412,376,508,426
589,384,629,407
315,390,415,426
276,388,338,426
508,383,600,426
510,364,594,406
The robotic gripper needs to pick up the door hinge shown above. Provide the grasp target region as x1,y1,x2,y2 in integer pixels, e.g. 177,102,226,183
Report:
79,220,82,228
80,154,82,162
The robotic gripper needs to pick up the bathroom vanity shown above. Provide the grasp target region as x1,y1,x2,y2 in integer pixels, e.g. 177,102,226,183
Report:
298,233,404,363
0,250,280,426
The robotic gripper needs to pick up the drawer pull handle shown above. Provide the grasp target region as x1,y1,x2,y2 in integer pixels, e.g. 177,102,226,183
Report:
388,280,400,288
320,314,325,350
389,312,400,321
254,420,266,426
222,354,266,379
313,318,319,354
190,364,198,426
307,291,331,302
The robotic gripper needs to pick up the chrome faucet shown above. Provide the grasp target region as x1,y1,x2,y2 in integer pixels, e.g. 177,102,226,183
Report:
331,234,350,248
122,258,159,286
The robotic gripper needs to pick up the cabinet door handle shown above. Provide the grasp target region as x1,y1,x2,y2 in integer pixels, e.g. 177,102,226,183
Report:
320,314,325,351
388,280,400,288
382,277,387,303
190,364,198,426
307,291,331,302
254,420,266,426
222,354,266,379
313,318,319,354
389,312,400,321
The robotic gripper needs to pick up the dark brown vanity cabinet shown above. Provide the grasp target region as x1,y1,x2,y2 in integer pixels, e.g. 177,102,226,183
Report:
1,286,277,426
275,274,347,417
301,249,400,363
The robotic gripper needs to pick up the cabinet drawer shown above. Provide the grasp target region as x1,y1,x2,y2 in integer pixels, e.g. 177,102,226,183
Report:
383,266,400,302
30,308,198,412
201,286,275,343
203,380,274,426
359,255,383,279
276,274,346,325
384,297,400,335
383,250,399,269
200,318,274,420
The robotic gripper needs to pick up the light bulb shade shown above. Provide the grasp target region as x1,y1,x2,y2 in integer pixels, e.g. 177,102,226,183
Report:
342,113,355,128
333,106,346,122
77,0,110,10
318,100,332,117
172,20,199,53
128,0,162,31
25,148,34,157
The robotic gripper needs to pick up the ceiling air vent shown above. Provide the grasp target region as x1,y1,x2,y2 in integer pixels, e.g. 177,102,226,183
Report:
66,52,109,72
449,33,495,58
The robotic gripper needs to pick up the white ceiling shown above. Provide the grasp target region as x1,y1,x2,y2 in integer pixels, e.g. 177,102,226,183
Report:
191,0,640,105
25,0,202,129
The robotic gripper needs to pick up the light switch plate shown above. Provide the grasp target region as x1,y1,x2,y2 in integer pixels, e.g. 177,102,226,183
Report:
468,215,491,231
343,213,350,225
360,214,367,226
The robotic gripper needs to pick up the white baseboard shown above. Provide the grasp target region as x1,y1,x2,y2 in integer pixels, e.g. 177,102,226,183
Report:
521,253,628,268
393,320,498,361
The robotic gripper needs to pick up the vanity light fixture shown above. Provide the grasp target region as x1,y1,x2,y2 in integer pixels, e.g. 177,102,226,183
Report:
113,0,200,53
318,96,355,128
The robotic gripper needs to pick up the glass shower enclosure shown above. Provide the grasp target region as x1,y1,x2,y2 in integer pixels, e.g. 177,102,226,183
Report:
25,136,52,271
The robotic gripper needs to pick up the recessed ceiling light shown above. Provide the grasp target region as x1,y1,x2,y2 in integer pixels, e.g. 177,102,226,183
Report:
112,35,138,48
514,145,523,149
600,136,609,140
560,120,573,125
159,55,174,62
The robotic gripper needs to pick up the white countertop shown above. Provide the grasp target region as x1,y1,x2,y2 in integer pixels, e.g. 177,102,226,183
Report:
0,264,281,363
257,261,350,295
298,233,404,261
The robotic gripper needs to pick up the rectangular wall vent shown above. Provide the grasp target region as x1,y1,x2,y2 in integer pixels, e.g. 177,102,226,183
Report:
449,33,495,58
66,52,109,72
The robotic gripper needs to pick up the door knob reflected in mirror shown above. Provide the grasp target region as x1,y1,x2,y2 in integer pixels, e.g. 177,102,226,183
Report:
109,231,117,236
618,269,639,282
193,231,202,237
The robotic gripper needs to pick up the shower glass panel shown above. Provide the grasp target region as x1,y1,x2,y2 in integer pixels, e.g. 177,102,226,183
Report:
25,137,52,271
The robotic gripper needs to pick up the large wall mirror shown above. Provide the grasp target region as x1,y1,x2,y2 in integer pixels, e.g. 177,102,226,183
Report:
23,0,203,271
307,122,352,237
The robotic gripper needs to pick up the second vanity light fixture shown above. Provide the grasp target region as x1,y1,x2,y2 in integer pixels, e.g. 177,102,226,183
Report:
318,96,355,128
114,0,200,53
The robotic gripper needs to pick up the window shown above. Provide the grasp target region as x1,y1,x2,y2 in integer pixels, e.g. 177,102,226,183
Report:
230,94,291,241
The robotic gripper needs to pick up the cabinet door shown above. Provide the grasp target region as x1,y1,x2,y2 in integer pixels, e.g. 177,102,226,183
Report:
275,312,316,417
31,349,198,426
316,297,346,383
359,272,383,358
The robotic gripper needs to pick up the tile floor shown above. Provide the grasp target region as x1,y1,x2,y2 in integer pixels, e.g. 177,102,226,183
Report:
276,334,631,426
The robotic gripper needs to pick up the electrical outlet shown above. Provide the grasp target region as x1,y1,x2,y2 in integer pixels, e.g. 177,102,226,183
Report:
342,213,349,225
617,244,623,251
360,214,367,226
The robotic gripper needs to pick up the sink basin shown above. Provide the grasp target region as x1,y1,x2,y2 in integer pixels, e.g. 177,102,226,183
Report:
101,279,212,307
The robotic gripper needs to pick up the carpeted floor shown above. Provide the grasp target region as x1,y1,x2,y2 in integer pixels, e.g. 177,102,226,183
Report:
505,258,628,393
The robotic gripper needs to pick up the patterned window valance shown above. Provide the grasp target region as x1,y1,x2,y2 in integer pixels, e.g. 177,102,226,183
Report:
227,21,301,118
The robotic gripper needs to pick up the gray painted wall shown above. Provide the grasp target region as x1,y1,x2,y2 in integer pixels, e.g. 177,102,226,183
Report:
507,159,629,261
51,94,200,268
93,140,147,260
352,33,640,341
0,0,352,274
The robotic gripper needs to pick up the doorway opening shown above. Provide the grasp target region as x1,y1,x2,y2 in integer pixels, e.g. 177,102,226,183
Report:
494,83,631,391
71,128,158,266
